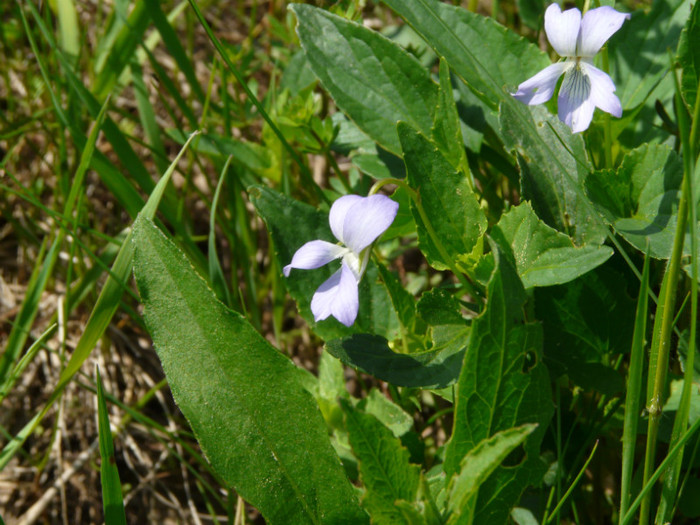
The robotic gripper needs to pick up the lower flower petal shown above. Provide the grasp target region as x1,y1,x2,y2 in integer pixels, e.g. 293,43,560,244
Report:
512,62,567,106
584,63,623,118
558,65,595,133
310,262,359,327
283,240,346,276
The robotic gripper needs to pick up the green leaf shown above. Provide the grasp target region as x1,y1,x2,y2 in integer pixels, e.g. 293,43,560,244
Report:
445,424,537,524
398,122,486,270
362,389,414,438
132,217,366,525
535,267,635,395
290,3,437,155
586,143,699,259
96,367,127,525
381,0,549,113
432,59,468,172
250,185,400,341
376,262,419,332
326,333,467,389
491,202,613,288
341,399,421,524
611,0,693,110
444,239,552,524
677,0,700,112
499,103,605,245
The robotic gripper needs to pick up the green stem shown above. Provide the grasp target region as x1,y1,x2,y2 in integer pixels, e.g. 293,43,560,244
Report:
656,71,700,525
638,75,693,524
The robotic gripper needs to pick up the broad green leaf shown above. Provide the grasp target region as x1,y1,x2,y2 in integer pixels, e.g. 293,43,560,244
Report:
445,424,537,524
362,389,414,438
382,0,549,113
499,103,605,245
341,400,421,524
398,122,486,270
586,143,700,259
677,0,700,111
611,0,693,110
444,239,552,524
326,333,467,389
250,185,400,341
96,367,127,525
290,3,437,155
132,217,366,525
491,202,613,288
535,267,635,395
432,59,468,172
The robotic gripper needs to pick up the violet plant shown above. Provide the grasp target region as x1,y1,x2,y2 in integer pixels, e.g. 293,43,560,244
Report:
119,0,700,524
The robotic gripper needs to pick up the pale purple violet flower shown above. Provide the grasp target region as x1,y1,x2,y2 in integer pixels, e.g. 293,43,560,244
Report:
512,3,630,133
284,194,399,327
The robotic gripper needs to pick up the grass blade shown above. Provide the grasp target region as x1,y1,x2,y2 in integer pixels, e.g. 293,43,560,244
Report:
96,366,127,525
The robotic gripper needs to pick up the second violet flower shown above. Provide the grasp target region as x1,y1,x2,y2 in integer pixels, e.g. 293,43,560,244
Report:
284,194,398,327
512,3,630,133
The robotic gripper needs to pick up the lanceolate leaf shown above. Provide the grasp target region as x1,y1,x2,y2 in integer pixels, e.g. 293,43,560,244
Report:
132,217,366,525
444,239,552,524
491,202,613,289
290,3,437,155
341,400,421,524
398,122,487,270
250,185,400,341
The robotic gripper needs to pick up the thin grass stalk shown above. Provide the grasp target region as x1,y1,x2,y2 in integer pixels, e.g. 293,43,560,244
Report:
655,71,700,525
638,74,694,525
619,252,651,521
186,0,328,204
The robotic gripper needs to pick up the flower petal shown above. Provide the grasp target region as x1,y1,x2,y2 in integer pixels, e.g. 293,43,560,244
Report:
544,3,581,57
512,62,568,105
283,240,346,277
310,262,359,326
329,195,363,244
583,62,623,117
341,194,399,254
577,6,630,57
558,66,595,133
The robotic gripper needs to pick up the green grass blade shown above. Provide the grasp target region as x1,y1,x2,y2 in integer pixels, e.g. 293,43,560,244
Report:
131,60,169,174
0,132,199,471
92,0,150,100
55,0,80,58
96,366,127,525
143,0,205,103
187,0,327,204
619,252,651,522
208,156,233,307
0,324,57,402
